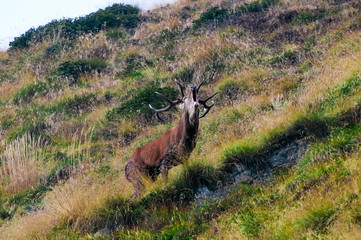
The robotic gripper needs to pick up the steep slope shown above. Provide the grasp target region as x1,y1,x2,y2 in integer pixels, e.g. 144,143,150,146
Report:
0,0,361,239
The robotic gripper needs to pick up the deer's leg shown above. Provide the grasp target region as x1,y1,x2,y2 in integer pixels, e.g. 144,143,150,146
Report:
149,166,160,182
159,156,170,182
160,164,168,182
125,161,144,199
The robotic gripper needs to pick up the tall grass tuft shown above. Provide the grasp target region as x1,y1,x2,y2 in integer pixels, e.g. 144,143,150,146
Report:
0,134,45,194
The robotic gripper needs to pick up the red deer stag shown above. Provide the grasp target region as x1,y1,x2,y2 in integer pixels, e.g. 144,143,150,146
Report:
125,81,218,199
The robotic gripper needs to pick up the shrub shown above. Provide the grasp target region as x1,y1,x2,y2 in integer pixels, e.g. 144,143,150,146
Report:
0,203,12,220
193,7,229,29
216,77,250,105
291,8,341,26
57,93,98,116
104,90,120,102
13,81,48,105
50,59,107,85
268,49,299,65
106,86,178,122
0,69,11,82
0,117,15,130
44,40,72,58
118,54,153,78
236,0,280,14
9,28,36,50
9,4,140,51
173,66,195,83
104,28,127,41
7,185,52,207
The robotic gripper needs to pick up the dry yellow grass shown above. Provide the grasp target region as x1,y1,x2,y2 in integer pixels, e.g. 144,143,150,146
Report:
0,175,133,240
133,0,226,40
0,51,8,60
1,1,361,239
0,134,48,194
0,71,38,103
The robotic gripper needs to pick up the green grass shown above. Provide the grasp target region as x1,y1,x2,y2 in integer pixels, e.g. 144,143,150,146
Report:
13,81,49,105
50,59,108,85
1,0,361,239
291,8,342,26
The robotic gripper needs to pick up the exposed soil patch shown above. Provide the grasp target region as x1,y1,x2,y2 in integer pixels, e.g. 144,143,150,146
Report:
195,137,309,204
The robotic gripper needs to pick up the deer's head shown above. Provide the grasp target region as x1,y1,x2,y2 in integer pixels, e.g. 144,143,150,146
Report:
149,80,218,123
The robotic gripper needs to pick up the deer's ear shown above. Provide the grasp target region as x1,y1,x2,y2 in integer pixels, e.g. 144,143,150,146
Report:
177,103,184,110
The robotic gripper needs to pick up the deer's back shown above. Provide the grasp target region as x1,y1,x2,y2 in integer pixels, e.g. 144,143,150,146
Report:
130,127,178,167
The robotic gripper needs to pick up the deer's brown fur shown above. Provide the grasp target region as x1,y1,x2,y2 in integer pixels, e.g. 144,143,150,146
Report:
125,82,217,199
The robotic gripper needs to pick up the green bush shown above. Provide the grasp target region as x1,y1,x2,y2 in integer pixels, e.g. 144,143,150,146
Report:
7,185,52,207
0,117,14,130
216,78,250,105
291,8,341,26
104,90,120,102
57,93,98,116
50,59,107,85
236,0,280,14
118,54,153,78
106,86,178,122
13,81,48,105
0,203,12,220
172,66,195,83
105,28,127,41
0,69,12,82
8,118,48,141
268,49,299,65
9,4,140,51
193,7,229,29
44,40,72,58
9,28,36,50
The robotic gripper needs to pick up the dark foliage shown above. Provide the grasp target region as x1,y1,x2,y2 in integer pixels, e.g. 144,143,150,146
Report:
118,54,153,78
13,81,48,105
7,185,52,206
106,86,178,122
58,93,98,116
0,203,12,220
9,4,140,51
193,7,229,29
50,59,107,85
236,0,280,14
44,41,72,59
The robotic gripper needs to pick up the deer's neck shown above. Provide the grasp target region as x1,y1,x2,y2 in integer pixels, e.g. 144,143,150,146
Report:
177,112,199,152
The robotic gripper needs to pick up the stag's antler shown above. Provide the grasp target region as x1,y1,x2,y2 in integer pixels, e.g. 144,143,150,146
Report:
197,80,219,118
149,80,184,121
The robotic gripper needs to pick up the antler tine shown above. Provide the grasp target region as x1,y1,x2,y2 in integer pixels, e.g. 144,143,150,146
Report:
199,91,219,118
156,113,164,121
199,91,219,104
149,81,186,121
199,101,215,118
197,80,204,92
149,103,173,113
155,92,173,104
149,101,180,122
175,80,184,98
149,86,184,121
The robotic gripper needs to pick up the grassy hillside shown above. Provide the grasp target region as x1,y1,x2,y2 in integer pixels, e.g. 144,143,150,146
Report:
1,0,361,239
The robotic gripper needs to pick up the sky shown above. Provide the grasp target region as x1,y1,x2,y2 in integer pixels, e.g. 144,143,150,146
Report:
0,0,177,50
